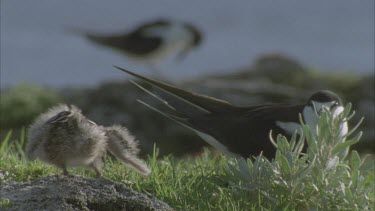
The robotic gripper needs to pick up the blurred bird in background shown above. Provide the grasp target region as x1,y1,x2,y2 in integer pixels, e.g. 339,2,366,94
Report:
70,18,203,76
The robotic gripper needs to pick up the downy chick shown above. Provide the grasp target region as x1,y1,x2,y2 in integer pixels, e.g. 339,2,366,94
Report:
26,104,150,177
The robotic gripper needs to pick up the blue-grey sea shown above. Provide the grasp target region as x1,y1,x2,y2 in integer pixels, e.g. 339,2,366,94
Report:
1,0,374,88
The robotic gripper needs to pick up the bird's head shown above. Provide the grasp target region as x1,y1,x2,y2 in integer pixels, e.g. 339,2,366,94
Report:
184,23,203,48
302,90,348,139
306,90,343,117
174,22,203,62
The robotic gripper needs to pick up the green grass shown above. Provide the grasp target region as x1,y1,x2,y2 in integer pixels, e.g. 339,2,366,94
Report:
0,137,255,210
1,104,374,210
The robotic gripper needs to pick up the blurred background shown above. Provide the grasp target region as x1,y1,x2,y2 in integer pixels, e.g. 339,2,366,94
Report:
1,1,374,157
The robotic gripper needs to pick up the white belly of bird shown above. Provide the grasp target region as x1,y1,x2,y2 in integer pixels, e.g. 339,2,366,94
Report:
276,105,348,138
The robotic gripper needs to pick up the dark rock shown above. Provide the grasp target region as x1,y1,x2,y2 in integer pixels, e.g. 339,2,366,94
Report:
252,53,307,81
212,53,308,88
0,175,172,211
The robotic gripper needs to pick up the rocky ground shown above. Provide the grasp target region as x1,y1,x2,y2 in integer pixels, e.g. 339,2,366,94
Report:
0,174,172,211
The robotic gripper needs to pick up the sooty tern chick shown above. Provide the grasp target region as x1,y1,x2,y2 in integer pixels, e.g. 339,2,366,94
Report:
26,104,150,177
115,66,348,159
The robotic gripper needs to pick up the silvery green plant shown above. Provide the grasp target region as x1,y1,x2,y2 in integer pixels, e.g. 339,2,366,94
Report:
225,103,374,210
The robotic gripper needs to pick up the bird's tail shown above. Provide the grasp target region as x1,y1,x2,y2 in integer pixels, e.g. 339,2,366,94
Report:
114,66,235,114
64,27,94,38
105,126,151,176
65,27,115,46
137,99,196,131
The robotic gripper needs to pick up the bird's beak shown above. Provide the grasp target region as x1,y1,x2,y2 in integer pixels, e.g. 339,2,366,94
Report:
312,103,332,116
317,105,333,115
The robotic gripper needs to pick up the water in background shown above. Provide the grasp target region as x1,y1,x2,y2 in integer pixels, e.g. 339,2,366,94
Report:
1,0,374,88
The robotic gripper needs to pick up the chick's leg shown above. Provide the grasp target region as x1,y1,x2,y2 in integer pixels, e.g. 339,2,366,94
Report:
62,165,69,175
91,156,105,178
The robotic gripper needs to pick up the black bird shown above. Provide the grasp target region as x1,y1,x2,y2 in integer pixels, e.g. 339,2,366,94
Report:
75,19,202,68
115,66,347,159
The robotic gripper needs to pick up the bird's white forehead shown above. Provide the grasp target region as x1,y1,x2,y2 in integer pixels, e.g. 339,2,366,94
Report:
311,100,336,110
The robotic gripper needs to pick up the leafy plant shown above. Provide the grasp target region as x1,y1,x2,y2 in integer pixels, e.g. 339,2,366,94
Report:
225,104,374,210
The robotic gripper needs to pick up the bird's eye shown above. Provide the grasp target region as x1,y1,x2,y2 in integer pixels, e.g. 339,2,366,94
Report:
329,102,338,110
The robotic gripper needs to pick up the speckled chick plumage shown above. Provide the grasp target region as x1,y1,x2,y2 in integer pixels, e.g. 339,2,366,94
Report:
105,125,151,176
26,104,150,177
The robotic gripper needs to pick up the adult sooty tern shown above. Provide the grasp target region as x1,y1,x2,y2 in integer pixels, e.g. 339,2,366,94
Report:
115,66,347,159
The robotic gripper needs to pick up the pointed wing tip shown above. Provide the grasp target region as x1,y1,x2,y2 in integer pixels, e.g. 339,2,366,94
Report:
113,65,147,80
113,65,133,74
113,65,125,72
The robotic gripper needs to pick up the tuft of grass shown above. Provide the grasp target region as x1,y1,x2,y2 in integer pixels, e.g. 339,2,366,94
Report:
0,104,374,210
